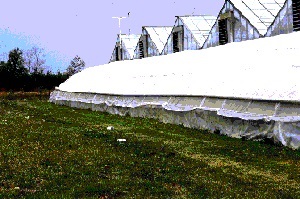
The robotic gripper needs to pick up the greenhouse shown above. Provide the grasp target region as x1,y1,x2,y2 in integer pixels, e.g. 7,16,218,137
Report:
161,15,216,55
134,26,173,59
202,0,285,49
109,34,141,63
50,31,300,149
265,0,300,37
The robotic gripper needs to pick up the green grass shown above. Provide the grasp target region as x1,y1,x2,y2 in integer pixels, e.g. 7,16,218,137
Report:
0,96,299,198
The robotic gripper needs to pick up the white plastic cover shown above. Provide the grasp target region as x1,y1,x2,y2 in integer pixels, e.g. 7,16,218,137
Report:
51,31,300,150
59,31,300,102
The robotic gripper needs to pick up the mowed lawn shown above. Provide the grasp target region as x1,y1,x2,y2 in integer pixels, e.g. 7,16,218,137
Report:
0,94,299,198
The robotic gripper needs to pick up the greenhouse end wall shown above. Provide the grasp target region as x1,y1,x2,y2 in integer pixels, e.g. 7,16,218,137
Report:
110,47,117,62
161,17,206,55
134,29,162,59
202,1,260,49
146,35,160,57
265,0,293,37
110,42,131,62
50,90,300,150
177,18,202,50
120,42,131,60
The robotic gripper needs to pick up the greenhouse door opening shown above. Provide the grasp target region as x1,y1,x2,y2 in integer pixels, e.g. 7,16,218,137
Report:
138,35,148,58
116,46,122,61
293,0,300,31
139,40,144,58
116,46,120,61
172,25,183,53
218,19,228,45
173,32,180,53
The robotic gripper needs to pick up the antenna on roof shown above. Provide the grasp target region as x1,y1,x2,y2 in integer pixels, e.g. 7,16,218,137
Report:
112,16,127,60
192,8,195,15
128,12,131,35
112,16,127,35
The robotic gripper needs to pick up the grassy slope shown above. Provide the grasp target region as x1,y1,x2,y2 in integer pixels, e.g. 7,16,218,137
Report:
0,97,299,198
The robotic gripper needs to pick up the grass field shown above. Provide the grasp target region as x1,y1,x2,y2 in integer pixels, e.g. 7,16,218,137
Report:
0,93,299,198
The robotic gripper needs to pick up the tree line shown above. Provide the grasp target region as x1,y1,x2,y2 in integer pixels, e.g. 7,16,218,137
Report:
0,47,85,92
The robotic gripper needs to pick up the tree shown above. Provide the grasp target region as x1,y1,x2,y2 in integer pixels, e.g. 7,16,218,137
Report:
6,48,27,75
0,61,7,90
23,46,46,74
66,55,85,76
1,48,28,90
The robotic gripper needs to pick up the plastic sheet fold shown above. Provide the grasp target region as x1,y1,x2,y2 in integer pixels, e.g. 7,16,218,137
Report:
50,90,300,149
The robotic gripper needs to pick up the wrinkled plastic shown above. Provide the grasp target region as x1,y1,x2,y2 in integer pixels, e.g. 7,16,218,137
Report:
51,32,300,150
58,32,300,102
50,90,300,149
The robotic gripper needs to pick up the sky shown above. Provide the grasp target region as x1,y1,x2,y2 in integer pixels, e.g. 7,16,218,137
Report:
0,0,224,73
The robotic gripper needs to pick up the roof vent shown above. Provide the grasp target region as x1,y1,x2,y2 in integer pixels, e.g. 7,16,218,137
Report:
218,18,228,45
218,11,234,45
293,0,300,31
116,46,120,61
139,40,144,58
138,35,148,58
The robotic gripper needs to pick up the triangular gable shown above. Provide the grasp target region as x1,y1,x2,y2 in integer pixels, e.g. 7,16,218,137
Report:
230,0,285,35
143,26,173,53
264,0,299,37
119,34,141,59
178,15,217,47
109,45,117,63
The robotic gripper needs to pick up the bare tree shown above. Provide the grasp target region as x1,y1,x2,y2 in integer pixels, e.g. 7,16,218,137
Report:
66,55,85,76
23,46,46,74
23,49,34,72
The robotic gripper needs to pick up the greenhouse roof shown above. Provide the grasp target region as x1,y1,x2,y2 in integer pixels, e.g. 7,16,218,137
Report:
177,15,217,47
143,26,173,53
230,0,285,35
119,34,141,59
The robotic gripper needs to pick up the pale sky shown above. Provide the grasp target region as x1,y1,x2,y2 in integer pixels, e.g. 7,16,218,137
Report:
0,0,224,73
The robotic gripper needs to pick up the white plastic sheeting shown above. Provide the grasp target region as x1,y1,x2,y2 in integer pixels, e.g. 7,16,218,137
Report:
49,91,300,149
51,31,300,150
230,0,285,35
143,26,173,54
59,31,300,101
